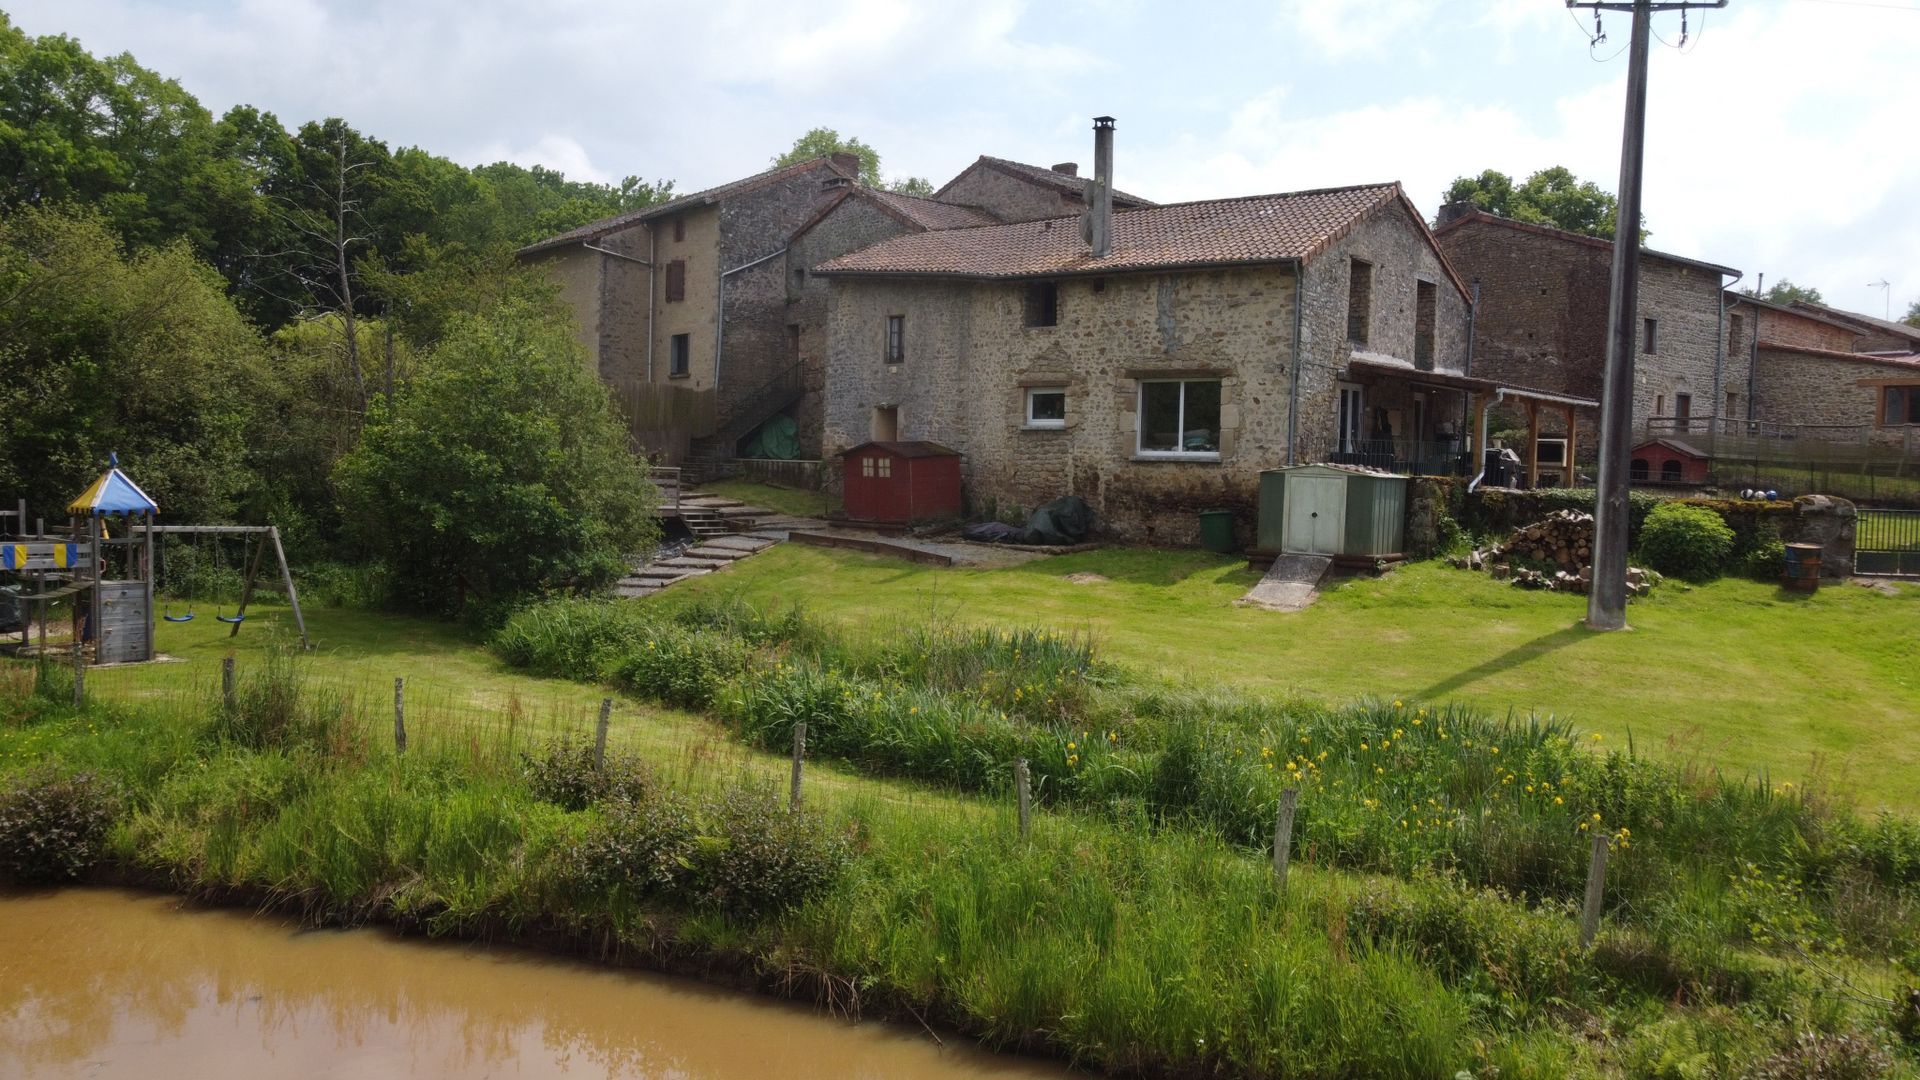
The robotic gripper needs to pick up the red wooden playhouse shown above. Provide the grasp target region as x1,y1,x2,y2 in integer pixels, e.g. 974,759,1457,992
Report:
840,441,963,526
1629,438,1710,486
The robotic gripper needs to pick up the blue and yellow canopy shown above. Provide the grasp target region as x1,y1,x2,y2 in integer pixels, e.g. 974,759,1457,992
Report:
66,455,158,517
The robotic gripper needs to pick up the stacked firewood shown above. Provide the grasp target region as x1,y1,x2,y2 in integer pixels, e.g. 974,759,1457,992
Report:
1451,509,1656,595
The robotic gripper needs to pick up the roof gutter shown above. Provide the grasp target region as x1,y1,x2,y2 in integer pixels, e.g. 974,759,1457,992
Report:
1467,387,1511,493
715,246,789,389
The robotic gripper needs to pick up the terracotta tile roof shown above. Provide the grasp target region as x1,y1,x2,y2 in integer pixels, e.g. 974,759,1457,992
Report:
1787,301,1920,345
865,189,1000,230
815,183,1408,280
934,156,1156,208
516,156,855,257
1433,210,1739,278
1758,340,1920,370
1726,292,1864,334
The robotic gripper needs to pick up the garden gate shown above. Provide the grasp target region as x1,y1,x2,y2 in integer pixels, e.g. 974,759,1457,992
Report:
1855,509,1920,577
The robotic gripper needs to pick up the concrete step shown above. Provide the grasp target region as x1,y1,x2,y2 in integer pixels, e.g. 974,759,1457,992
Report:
633,566,702,582
613,584,661,599
659,556,732,570
683,546,751,561
704,535,777,552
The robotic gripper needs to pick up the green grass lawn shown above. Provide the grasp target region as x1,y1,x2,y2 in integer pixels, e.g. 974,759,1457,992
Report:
695,479,838,519
665,545,1920,810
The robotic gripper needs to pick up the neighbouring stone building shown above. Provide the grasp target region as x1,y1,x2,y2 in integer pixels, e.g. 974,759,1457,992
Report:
519,149,1159,474
812,124,1566,545
1432,208,1739,462
517,154,867,467
1790,300,1920,355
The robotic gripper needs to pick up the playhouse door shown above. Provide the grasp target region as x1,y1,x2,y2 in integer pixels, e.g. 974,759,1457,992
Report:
96,581,149,665
1283,476,1345,555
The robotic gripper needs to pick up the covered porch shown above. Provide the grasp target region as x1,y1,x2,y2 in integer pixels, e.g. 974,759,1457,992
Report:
1331,358,1598,486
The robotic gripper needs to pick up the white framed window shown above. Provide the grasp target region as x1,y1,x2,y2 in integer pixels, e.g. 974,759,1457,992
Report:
1337,382,1364,453
859,456,893,478
1025,387,1066,428
1137,379,1221,458
885,315,905,363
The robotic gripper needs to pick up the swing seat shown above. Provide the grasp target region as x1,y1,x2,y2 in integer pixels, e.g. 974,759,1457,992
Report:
215,614,246,625
163,613,196,623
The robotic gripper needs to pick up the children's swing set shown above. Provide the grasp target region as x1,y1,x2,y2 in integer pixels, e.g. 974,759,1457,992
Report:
1,455,307,665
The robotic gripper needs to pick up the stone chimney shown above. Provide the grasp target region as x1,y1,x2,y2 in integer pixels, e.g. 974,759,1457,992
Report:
1436,199,1477,228
1089,116,1115,258
1052,162,1079,177
828,152,862,182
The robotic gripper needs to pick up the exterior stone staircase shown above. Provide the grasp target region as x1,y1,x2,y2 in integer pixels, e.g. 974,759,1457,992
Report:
612,493,828,599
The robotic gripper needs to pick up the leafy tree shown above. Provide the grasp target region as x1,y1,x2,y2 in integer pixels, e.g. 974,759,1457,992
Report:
1905,298,1919,328
0,206,266,522
333,301,659,620
773,126,932,196
1442,166,1639,240
1741,279,1824,307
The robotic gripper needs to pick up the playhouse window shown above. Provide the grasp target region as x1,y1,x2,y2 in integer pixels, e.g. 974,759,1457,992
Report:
1137,379,1221,458
860,456,891,478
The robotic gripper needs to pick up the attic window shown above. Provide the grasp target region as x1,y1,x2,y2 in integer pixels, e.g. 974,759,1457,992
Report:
665,259,686,302
1642,317,1658,354
673,218,685,242
1414,280,1436,370
1346,259,1373,345
1024,281,1059,327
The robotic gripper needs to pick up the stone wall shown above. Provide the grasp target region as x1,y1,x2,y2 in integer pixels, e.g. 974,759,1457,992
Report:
934,162,1076,223
1436,216,1733,444
1295,202,1473,457
524,246,601,374
1754,345,1920,447
787,195,922,456
823,268,1294,544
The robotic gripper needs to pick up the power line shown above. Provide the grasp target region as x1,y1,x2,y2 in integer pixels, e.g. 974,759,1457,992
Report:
1789,0,1920,12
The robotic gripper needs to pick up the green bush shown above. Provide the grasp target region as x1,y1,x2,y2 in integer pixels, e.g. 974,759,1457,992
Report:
1637,502,1736,582
333,302,660,622
558,790,699,902
0,766,123,885
693,783,850,916
495,598,661,681
613,625,747,710
521,738,653,811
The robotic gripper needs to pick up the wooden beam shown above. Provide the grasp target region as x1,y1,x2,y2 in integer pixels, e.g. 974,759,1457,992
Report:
267,527,309,650
1563,404,1579,485
229,534,268,638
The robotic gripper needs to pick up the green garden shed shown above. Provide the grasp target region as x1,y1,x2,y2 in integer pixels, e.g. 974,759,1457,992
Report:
1256,464,1407,560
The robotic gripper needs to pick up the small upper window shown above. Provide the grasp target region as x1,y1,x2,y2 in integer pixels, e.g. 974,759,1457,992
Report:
665,259,686,303
885,315,905,363
673,218,685,242
1643,317,1658,354
1025,388,1066,428
1414,279,1436,369
1347,259,1373,345
1024,282,1059,327
669,333,690,378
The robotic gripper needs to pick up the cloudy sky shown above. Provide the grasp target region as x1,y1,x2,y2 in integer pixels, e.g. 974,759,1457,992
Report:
11,0,1917,317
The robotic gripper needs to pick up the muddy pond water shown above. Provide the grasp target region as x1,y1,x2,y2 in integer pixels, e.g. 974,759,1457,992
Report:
0,889,1072,1079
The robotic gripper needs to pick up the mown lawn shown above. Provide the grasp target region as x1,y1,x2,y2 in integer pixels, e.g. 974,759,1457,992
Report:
695,479,838,519
665,545,1920,810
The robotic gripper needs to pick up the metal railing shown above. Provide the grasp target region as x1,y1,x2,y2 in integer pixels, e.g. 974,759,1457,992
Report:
1857,509,1920,576
1317,439,1473,477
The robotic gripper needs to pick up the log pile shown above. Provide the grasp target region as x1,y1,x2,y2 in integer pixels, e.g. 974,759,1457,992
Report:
1451,509,1657,595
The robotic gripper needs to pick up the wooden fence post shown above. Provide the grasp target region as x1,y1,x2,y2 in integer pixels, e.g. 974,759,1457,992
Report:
1273,787,1299,892
594,698,613,769
1579,831,1609,947
393,677,407,755
789,721,807,811
1015,758,1032,842
221,657,236,712
71,636,84,708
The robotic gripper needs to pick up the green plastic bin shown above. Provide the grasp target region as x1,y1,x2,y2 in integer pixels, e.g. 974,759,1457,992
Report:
1198,510,1237,554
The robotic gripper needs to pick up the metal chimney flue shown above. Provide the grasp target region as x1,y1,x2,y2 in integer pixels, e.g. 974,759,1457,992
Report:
1089,116,1115,258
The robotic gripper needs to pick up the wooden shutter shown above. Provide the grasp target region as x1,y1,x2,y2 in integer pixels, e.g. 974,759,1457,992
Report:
665,259,686,302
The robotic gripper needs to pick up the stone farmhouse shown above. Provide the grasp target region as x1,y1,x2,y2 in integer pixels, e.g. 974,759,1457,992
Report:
1727,296,1920,450
520,147,1162,478
810,120,1586,544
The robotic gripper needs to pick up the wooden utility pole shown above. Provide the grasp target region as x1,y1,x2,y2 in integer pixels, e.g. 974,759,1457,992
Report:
1572,0,1725,631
